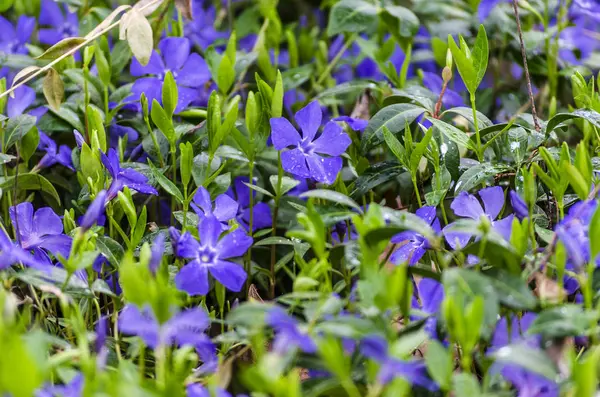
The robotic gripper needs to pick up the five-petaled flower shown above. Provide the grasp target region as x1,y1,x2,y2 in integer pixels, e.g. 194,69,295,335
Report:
191,186,238,229
9,202,72,266
39,0,79,46
36,131,74,171
390,206,441,265
171,215,252,296
100,148,158,200
270,101,351,185
130,37,211,113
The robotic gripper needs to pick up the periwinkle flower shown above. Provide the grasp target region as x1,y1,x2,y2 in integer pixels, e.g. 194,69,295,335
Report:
187,384,232,397
36,373,84,397
171,215,252,296
0,228,46,269
9,202,72,266
559,26,598,65
119,304,215,360
184,3,229,50
421,71,464,108
191,186,238,229
509,190,528,220
571,0,600,21
267,306,317,354
39,0,79,46
360,335,438,390
390,206,441,265
478,0,508,22
270,101,351,185
412,278,444,339
0,15,35,78
80,190,107,231
36,131,74,171
149,233,166,274
226,177,272,232
130,37,210,113
5,85,47,119
444,186,515,247
100,148,158,200
333,116,368,133
555,199,597,270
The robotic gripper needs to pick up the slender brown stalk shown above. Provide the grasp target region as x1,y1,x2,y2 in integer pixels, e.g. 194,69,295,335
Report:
512,0,541,132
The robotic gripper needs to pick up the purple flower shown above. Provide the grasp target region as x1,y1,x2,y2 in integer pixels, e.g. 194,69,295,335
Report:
39,0,79,46
267,306,317,354
37,373,84,397
571,0,600,21
390,206,441,265
191,186,238,229
184,4,229,50
270,101,351,185
9,202,72,266
478,0,508,21
80,190,107,231
413,278,444,339
92,255,121,294
360,335,438,390
36,131,74,171
149,233,165,274
0,15,35,78
333,116,368,133
119,304,216,361
187,384,232,397
559,26,598,65
555,199,598,270
444,186,515,248
421,71,464,108
130,37,210,113
100,148,158,200
489,314,559,397
171,215,252,296
226,177,272,232
6,85,47,119
0,228,46,269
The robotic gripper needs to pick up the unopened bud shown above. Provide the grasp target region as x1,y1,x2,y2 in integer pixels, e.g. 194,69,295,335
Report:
445,48,453,69
442,66,452,83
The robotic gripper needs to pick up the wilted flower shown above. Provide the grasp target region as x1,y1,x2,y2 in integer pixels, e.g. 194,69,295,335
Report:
36,132,74,171
226,177,272,232
130,37,210,113
39,0,79,46
191,186,238,229
9,202,72,266
360,335,438,390
100,148,158,200
390,206,441,265
267,306,317,354
171,215,252,296
270,101,351,185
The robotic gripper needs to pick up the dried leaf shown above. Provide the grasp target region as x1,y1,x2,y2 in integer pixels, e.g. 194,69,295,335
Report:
533,272,565,304
125,9,153,66
174,0,192,19
9,66,42,95
42,69,64,111
35,37,86,60
133,0,165,16
86,5,131,39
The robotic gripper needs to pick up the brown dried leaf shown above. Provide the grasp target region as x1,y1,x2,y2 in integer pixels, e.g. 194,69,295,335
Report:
533,272,565,303
175,0,193,19
42,68,64,111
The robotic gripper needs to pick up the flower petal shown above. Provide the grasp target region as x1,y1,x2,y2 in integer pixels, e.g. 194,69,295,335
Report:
173,230,200,259
163,307,210,347
16,16,36,43
294,100,322,141
216,229,253,259
213,194,238,223
130,51,165,77
176,261,210,296
306,154,342,185
493,214,514,241
210,260,247,292
9,202,34,245
193,187,213,215
40,0,64,26
7,85,35,118
312,121,351,156
281,148,310,178
199,215,222,248
450,191,485,220
118,304,160,348
417,278,444,315
158,37,190,71
177,53,211,87
479,186,504,220
38,234,72,258
33,207,63,237
270,117,302,150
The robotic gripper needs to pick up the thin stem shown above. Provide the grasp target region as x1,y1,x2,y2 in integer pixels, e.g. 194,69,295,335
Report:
511,0,541,132
411,174,423,207
315,33,358,87
270,152,284,299
470,94,483,162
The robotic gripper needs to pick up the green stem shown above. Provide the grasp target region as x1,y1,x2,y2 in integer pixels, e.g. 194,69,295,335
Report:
411,174,423,207
470,94,483,162
270,152,284,299
315,33,358,87
244,162,255,295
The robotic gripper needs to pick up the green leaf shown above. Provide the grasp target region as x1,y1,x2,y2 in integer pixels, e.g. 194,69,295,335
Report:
217,54,235,94
564,163,589,200
150,100,175,143
527,305,598,338
20,126,39,163
454,163,510,193
429,118,475,151
300,189,363,213
472,25,489,89
590,205,600,261
162,71,178,117
148,161,183,203
35,37,86,60
0,173,61,208
271,70,283,118
493,345,558,380
379,5,419,42
382,126,407,165
270,175,299,197
350,162,405,198
448,35,476,94
452,373,481,397
326,0,378,37
362,103,425,153
42,68,64,111
442,106,493,129
3,114,36,150
484,268,537,310
545,109,600,136
409,127,433,172
242,181,274,198
180,142,193,188
87,105,107,153
425,340,452,390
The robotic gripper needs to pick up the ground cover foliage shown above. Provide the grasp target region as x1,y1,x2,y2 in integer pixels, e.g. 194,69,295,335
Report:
1,0,600,395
